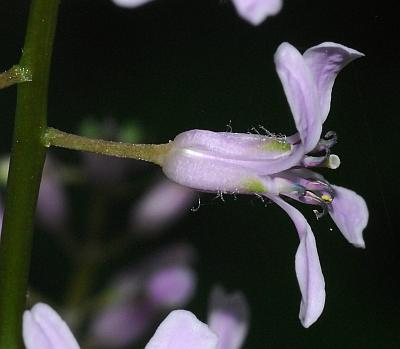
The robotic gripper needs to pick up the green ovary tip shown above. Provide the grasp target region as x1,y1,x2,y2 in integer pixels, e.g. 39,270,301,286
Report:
259,139,291,152
243,178,267,193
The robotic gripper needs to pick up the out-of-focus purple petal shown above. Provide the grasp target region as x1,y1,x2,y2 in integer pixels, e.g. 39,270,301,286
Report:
111,0,155,8
37,158,68,231
89,301,156,348
146,265,197,307
231,0,282,25
23,303,80,349
303,43,365,123
267,195,325,328
145,310,218,349
329,185,368,248
131,179,196,235
274,42,322,153
108,244,196,301
208,286,249,349
89,244,197,347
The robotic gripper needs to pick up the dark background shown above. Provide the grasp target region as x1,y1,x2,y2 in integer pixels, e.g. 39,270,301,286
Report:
1,0,399,347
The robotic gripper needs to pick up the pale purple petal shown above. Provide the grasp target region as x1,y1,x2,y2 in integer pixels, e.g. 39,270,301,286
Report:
111,0,155,8
231,0,283,25
163,145,263,193
275,42,322,153
145,310,218,349
23,303,80,349
146,265,197,307
329,185,368,248
173,130,293,162
89,302,156,348
164,131,306,192
303,43,365,123
163,148,302,195
208,286,249,349
267,195,325,328
131,179,196,235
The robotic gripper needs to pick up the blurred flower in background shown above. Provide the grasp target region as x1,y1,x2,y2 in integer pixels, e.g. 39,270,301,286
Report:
130,178,196,237
0,155,8,235
36,156,69,232
207,287,250,349
146,286,250,349
110,0,283,25
24,284,249,349
231,0,283,25
23,285,250,349
87,244,197,348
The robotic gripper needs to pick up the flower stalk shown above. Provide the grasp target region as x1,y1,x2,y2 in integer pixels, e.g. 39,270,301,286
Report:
0,0,59,347
0,65,32,90
43,127,172,166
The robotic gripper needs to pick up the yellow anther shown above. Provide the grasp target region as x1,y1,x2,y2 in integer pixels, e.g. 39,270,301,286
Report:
321,194,333,203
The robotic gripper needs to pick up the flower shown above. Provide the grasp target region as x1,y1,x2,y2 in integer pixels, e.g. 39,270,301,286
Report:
87,244,197,347
207,287,249,349
24,303,215,349
110,0,282,25
23,287,247,349
36,156,69,232
145,311,218,349
231,0,282,25
146,286,249,349
161,42,368,327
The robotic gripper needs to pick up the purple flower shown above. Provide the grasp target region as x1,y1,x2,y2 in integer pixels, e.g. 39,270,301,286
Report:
145,310,218,349
147,286,249,349
23,303,217,349
36,156,69,232
110,0,282,25
231,0,282,25
161,42,368,327
208,287,249,349
87,244,197,347
111,0,155,8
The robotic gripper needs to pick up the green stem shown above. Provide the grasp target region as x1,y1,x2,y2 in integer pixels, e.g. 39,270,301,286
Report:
0,65,32,90
43,127,172,166
0,0,59,348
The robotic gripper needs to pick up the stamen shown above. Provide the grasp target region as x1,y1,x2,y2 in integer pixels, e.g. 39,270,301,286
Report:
313,205,328,220
321,194,333,203
311,130,338,153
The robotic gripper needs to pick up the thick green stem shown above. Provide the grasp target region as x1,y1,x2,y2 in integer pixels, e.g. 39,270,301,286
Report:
43,127,172,166
0,0,59,348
